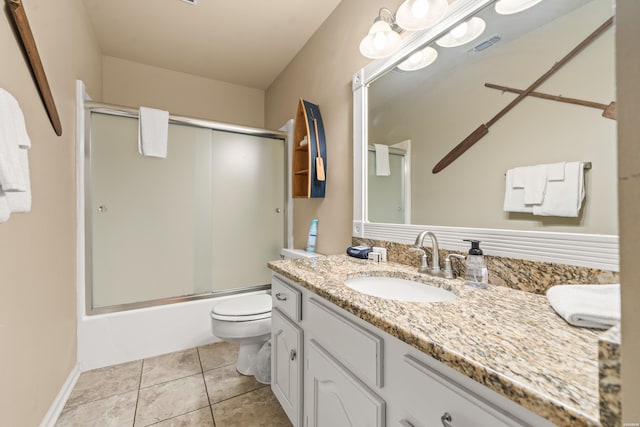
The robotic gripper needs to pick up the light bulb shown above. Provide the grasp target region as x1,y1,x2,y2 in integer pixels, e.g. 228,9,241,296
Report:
395,0,448,31
397,46,438,71
495,0,544,15
411,0,429,19
359,19,401,59
436,17,486,48
373,31,388,51
450,22,469,39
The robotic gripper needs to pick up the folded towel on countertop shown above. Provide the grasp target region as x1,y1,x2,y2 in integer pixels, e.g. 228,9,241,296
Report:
546,284,620,329
138,106,169,158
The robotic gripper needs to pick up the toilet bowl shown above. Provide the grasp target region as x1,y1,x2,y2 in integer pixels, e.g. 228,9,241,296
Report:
211,248,322,377
210,294,272,376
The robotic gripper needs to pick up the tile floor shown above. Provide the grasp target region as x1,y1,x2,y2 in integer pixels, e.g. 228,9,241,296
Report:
56,342,292,427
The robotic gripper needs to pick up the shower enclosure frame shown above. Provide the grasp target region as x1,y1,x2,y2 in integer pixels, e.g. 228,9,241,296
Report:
83,101,289,316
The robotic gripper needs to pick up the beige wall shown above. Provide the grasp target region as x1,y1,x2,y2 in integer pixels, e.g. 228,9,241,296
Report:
617,1,640,423
265,0,403,255
0,0,102,425
102,56,265,128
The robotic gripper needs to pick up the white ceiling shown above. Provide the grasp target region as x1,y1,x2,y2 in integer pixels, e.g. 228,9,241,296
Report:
82,0,343,90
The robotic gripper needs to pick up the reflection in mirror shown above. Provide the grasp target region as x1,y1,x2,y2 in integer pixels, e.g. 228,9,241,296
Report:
367,0,616,235
368,141,411,223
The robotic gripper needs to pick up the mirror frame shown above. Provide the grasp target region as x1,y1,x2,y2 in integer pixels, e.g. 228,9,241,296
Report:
352,0,618,271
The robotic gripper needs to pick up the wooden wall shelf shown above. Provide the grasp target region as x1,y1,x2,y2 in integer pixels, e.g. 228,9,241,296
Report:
292,99,327,198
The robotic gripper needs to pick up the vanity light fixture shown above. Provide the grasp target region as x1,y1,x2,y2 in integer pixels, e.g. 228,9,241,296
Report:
359,8,403,59
395,0,449,31
398,46,438,71
436,17,486,48
495,0,544,15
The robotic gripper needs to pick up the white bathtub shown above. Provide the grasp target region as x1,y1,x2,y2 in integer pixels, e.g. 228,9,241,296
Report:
77,290,268,371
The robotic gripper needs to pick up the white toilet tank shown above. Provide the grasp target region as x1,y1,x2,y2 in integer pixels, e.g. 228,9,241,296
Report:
280,248,322,259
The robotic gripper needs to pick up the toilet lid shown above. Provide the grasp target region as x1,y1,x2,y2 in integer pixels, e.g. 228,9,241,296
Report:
212,294,272,318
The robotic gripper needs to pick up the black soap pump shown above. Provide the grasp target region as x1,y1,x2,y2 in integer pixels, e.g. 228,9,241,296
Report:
464,240,488,288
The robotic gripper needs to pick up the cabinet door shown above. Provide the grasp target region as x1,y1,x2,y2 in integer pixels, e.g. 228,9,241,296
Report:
398,354,523,427
272,308,303,427
306,339,385,427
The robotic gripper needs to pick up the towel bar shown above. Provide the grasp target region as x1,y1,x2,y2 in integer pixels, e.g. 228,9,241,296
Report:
504,162,591,176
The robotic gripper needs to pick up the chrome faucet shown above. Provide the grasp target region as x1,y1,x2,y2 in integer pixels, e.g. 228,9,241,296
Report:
409,231,443,276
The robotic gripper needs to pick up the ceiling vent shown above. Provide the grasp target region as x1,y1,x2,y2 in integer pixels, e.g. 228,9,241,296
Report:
469,35,501,53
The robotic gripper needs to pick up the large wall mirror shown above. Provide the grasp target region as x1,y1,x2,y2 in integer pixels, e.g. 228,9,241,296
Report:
352,0,618,270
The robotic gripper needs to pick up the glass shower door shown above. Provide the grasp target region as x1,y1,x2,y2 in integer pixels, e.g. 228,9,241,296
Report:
89,112,285,311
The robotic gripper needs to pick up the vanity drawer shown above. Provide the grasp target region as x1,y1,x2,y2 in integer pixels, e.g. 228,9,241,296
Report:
272,275,302,321
398,354,526,427
306,297,383,387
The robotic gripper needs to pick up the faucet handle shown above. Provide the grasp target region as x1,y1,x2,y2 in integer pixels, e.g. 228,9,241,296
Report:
409,247,429,271
444,253,466,279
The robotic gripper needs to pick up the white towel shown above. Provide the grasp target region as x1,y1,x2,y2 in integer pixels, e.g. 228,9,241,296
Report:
546,162,566,181
503,169,533,213
513,165,547,204
6,149,31,213
374,144,390,176
138,107,169,158
547,284,620,329
0,193,10,223
533,161,584,217
0,88,30,191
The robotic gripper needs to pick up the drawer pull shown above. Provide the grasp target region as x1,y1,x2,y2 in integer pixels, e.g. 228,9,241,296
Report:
290,349,297,361
441,412,453,427
275,293,288,301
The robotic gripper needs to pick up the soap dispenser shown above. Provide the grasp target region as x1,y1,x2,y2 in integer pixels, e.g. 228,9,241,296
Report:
464,240,488,288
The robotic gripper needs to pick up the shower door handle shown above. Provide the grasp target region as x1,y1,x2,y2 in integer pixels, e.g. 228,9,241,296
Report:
441,412,453,427
275,293,287,301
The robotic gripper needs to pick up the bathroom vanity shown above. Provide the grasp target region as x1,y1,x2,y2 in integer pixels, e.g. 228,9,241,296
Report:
269,255,604,427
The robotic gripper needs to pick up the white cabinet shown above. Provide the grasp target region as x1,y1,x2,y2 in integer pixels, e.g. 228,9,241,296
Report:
305,339,385,427
271,273,554,427
271,308,303,426
272,275,302,321
394,354,522,427
271,275,304,426
306,297,383,387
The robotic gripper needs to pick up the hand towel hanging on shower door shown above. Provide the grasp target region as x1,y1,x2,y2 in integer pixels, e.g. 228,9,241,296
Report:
138,106,169,158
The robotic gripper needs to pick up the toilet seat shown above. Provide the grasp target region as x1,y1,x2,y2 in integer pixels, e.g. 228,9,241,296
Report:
211,294,272,322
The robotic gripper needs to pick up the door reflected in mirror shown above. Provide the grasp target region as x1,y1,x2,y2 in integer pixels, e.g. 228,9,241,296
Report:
368,142,411,224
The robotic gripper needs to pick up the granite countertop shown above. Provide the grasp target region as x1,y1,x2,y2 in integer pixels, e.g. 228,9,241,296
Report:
268,254,602,427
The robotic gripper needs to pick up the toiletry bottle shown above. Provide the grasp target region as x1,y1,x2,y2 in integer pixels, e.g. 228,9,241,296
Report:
306,219,318,252
464,239,488,288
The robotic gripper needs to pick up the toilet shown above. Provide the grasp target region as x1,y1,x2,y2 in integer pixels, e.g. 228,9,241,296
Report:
210,248,321,376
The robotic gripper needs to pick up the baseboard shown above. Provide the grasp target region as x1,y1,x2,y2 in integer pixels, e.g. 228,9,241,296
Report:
39,364,81,427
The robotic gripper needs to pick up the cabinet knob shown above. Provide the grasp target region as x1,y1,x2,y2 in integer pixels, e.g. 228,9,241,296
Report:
275,293,288,301
290,349,297,361
440,412,453,427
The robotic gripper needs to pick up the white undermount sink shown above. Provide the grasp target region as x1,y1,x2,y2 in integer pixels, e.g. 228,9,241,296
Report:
344,276,457,303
